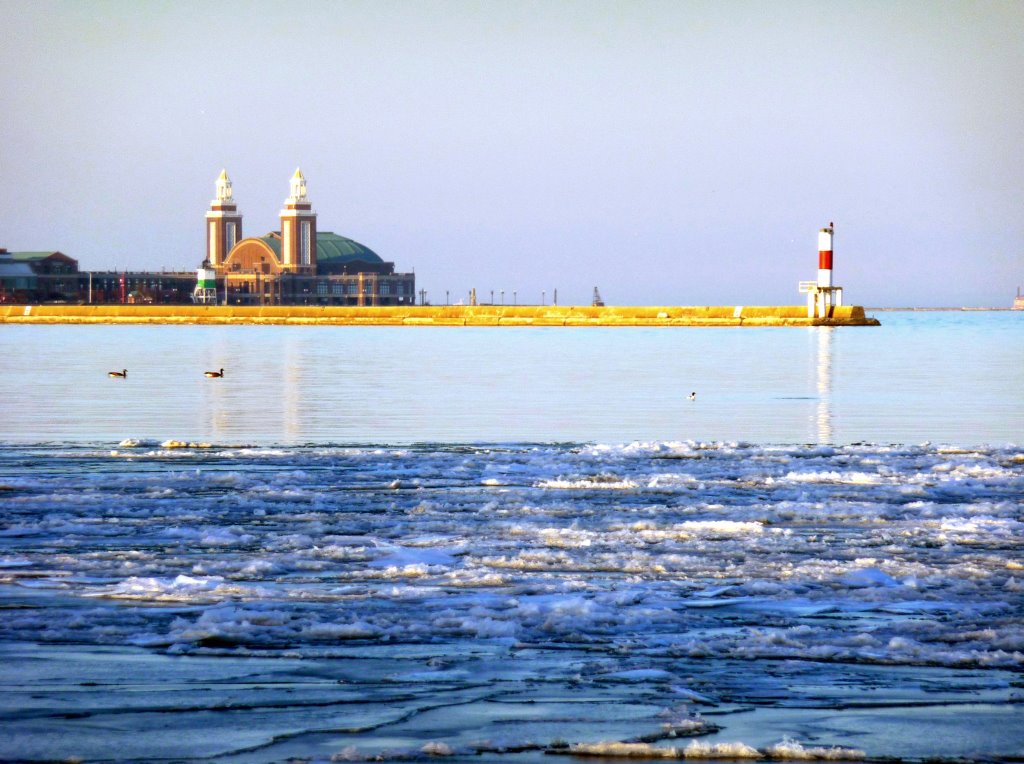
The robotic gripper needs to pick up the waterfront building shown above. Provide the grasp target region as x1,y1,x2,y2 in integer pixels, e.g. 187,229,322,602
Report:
208,170,415,306
0,248,79,303
0,247,198,304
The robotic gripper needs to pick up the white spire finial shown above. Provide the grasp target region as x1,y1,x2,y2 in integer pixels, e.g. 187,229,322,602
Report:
215,169,233,202
288,167,308,202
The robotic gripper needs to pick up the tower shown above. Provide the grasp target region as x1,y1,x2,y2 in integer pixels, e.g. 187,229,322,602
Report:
280,168,317,272
817,223,834,289
799,222,844,318
205,169,242,268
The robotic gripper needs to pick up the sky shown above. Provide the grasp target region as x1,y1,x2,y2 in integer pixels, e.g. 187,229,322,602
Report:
1,0,1022,307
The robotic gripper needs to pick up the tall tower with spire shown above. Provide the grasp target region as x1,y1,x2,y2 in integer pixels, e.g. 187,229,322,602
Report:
280,168,317,272
205,169,242,268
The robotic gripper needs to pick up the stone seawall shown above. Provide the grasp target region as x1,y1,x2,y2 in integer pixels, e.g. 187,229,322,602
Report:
0,304,880,326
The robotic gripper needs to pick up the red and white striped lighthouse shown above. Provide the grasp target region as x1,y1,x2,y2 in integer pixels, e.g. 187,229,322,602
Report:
799,222,844,318
817,222,834,289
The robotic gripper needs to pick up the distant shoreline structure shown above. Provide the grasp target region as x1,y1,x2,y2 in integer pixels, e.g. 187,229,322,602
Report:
868,307,1014,312
0,304,879,327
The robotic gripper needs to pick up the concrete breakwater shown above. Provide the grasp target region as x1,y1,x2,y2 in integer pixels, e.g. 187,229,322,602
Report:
0,304,879,326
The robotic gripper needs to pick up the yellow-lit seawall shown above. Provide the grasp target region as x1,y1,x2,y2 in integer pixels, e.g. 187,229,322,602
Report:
0,304,879,326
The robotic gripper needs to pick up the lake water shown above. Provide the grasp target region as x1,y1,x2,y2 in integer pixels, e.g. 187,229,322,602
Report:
1,311,1021,445
0,312,1022,763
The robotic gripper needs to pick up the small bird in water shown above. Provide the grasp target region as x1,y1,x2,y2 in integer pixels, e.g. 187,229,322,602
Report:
204,368,224,378
108,369,127,378
688,391,696,401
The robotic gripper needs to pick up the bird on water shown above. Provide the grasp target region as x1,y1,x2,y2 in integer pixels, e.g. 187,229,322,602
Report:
108,369,127,378
688,392,696,401
204,368,224,378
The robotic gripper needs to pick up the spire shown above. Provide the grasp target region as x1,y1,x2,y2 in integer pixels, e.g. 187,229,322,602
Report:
214,169,233,202
288,167,308,203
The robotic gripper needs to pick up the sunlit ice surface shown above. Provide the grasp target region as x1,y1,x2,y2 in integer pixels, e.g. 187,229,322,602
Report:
0,440,1021,762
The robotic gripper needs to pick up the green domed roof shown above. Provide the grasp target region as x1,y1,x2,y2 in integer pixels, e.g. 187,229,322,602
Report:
315,232,383,264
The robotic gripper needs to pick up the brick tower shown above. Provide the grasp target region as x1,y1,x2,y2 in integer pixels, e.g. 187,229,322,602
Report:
280,168,317,273
205,169,242,268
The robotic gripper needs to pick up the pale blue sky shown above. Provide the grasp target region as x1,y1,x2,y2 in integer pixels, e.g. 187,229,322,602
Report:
2,0,1021,306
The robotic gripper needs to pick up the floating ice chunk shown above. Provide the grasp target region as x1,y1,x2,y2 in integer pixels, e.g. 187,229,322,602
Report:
840,567,899,588
682,739,761,758
599,668,678,683
301,621,380,640
0,557,32,568
782,470,883,484
565,741,679,758
676,520,763,536
421,741,454,756
537,474,639,490
368,543,457,569
160,439,212,449
764,737,866,760
118,438,141,447
670,686,716,704
561,739,761,759
331,747,363,762
96,574,237,601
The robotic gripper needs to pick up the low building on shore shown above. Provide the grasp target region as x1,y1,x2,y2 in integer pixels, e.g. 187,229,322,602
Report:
0,249,80,303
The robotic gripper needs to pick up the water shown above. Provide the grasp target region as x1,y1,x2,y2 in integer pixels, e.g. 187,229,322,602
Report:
0,312,1022,762
1,311,1022,445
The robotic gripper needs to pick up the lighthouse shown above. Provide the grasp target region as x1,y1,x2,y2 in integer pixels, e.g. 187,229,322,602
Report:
818,223,833,289
799,222,844,318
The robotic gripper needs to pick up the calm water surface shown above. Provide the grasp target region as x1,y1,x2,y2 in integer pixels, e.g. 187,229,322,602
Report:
1,311,1020,445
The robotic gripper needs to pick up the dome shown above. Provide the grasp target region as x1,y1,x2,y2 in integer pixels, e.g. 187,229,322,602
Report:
315,232,383,264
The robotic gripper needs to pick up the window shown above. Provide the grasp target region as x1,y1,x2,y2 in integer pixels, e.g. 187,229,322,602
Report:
317,282,327,296
380,284,391,296
348,283,358,295
300,221,311,266
226,222,237,251
332,283,343,296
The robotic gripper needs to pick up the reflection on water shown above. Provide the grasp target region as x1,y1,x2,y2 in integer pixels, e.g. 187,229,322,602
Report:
0,313,1021,445
815,328,833,444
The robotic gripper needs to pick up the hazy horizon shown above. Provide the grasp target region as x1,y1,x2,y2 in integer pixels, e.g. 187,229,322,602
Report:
2,0,1022,307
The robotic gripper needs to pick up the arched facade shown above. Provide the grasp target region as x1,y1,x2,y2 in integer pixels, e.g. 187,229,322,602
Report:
206,171,415,306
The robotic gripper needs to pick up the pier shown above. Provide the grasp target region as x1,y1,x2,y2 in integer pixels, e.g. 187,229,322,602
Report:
0,304,879,326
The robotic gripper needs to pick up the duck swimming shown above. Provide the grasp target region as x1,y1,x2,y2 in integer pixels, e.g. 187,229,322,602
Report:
108,369,127,378
204,368,224,378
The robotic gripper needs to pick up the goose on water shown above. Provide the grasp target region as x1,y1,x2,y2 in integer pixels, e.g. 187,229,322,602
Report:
108,369,127,378
687,391,696,401
204,368,224,378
